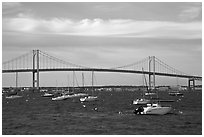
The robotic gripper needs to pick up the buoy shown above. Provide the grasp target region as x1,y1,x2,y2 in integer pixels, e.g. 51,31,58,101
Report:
83,105,86,108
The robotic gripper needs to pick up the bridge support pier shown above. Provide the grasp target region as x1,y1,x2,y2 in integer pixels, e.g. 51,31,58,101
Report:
32,50,40,91
188,78,195,91
149,56,156,91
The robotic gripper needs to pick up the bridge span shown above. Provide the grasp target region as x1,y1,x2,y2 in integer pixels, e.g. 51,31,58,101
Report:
2,50,202,90
2,68,201,79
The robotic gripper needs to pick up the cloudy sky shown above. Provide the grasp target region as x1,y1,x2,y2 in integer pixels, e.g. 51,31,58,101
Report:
2,2,202,87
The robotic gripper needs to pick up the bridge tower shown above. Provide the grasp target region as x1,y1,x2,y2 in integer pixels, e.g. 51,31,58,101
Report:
188,78,195,91
148,56,156,91
32,50,40,90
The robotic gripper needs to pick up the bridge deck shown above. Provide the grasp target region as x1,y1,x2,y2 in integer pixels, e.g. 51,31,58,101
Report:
2,68,202,79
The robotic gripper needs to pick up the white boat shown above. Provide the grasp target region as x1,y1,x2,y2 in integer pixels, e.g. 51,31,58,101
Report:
145,92,156,96
64,93,88,99
143,103,172,115
169,92,183,96
134,103,172,115
80,71,98,102
52,95,67,101
133,64,172,115
133,68,151,105
80,96,98,102
42,93,54,97
5,95,22,99
133,98,151,105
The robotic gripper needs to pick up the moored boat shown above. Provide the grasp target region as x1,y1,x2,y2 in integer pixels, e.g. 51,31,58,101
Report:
134,103,172,115
80,96,98,102
52,95,67,101
80,71,98,102
65,93,88,98
5,95,22,99
133,68,152,105
169,92,183,96
133,98,151,105
42,93,54,97
145,92,156,96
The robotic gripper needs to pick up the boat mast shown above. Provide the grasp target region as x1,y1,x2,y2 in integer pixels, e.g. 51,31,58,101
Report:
152,56,156,90
67,74,69,92
16,72,18,88
148,56,156,91
142,68,149,92
73,71,75,92
82,73,84,89
149,56,151,91
92,71,94,95
56,80,58,91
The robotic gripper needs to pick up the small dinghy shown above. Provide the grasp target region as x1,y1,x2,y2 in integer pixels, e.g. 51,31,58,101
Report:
133,98,151,105
169,92,183,96
52,95,67,101
80,71,98,102
80,96,98,102
42,93,54,97
66,93,88,98
6,95,22,99
145,92,156,96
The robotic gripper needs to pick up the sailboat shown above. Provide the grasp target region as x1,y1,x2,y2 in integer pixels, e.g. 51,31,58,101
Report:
80,71,98,102
134,56,172,115
6,88,22,99
134,89,172,115
42,92,54,97
6,73,22,99
169,82,183,96
62,72,88,99
133,68,151,105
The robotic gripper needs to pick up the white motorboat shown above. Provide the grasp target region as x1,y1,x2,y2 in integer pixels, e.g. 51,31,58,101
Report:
5,95,22,99
133,64,172,115
42,93,54,97
64,93,88,99
134,103,172,115
133,98,151,105
169,92,183,96
80,96,98,102
80,71,98,102
133,68,152,105
145,92,156,96
52,95,67,101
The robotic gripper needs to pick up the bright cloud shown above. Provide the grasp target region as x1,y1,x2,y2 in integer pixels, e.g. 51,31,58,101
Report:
179,4,201,21
3,17,201,39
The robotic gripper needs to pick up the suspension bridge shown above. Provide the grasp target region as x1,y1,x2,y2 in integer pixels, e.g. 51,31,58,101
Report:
2,49,202,90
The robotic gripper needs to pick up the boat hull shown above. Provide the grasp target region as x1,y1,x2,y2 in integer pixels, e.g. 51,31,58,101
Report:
80,96,98,102
145,93,156,96
133,99,151,105
169,93,183,96
42,93,54,97
142,106,172,115
52,96,67,101
5,95,22,99
65,93,88,98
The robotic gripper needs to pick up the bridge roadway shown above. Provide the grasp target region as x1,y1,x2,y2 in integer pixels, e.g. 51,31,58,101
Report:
2,68,202,79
